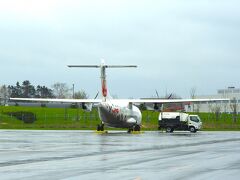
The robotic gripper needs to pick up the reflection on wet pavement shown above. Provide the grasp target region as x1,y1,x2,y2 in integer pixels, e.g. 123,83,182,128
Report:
0,130,240,180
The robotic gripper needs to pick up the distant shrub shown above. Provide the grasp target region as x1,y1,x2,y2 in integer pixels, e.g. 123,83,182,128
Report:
5,111,36,124
70,103,79,109
41,103,46,107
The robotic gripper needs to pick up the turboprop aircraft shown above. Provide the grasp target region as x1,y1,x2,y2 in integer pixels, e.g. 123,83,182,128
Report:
10,60,229,132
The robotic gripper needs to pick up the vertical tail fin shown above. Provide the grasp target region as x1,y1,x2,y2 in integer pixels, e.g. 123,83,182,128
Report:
68,59,137,101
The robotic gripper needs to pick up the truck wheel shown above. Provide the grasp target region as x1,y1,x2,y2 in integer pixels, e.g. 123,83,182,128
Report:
166,127,172,133
189,126,196,133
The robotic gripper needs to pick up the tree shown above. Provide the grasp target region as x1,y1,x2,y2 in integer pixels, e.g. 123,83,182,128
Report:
196,102,201,113
190,87,196,112
211,102,222,121
36,85,54,98
208,102,213,113
74,90,89,99
16,81,22,97
0,85,9,105
52,83,70,98
22,80,35,98
9,82,23,98
71,90,90,109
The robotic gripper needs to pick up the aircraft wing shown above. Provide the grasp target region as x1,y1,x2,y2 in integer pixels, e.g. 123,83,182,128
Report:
10,98,102,103
126,98,230,103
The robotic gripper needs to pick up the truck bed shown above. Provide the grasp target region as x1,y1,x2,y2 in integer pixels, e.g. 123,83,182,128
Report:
158,118,189,130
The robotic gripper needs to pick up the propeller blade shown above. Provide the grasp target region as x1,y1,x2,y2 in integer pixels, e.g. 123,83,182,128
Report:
167,93,173,99
155,89,160,98
94,91,99,99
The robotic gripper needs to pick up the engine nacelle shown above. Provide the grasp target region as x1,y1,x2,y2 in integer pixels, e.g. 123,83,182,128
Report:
82,103,93,112
154,103,160,111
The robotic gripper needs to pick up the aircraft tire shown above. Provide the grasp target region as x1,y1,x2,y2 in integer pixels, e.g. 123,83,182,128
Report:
128,129,132,133
97,124,101,131
97,124,104,131
100,124,104,131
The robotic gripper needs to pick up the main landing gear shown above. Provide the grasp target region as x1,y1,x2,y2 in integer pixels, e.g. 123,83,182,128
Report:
97,123,104,131
128,124,141,133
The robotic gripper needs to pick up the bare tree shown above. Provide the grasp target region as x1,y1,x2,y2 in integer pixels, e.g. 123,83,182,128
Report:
223,100,228,114
230,97,238,123
219,95,228,122
196,102,201,113
208,102,213,114
74,90,89,99
0,85,9,105
211,102,222,121
52,83,70,98
190,87,196,112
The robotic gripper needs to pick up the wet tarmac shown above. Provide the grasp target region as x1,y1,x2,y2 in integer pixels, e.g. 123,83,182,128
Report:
0,130,240,180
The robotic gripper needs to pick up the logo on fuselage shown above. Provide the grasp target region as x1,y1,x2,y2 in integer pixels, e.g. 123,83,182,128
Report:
112,108,120,114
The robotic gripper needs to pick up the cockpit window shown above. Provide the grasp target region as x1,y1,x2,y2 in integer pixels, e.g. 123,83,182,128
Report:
190,116,200,122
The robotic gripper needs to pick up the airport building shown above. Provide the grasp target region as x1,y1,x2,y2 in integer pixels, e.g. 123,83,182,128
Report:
185,87,240,114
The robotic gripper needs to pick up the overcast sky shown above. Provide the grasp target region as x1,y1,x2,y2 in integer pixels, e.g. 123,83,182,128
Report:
0,0,239,98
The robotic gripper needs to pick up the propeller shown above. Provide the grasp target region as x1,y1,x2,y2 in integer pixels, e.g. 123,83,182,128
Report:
82,91,99,111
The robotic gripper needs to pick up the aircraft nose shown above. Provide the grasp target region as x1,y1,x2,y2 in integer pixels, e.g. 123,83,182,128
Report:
126,118,137,124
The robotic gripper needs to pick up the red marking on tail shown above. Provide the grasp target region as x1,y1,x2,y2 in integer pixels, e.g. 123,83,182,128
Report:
102,80,107,97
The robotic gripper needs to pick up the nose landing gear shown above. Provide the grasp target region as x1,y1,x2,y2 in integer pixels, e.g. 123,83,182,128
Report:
128,124,141,133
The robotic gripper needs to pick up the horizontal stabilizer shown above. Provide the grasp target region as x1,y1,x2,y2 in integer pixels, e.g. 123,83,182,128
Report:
106,65,137,68
68,65,137,68
68,65,100,68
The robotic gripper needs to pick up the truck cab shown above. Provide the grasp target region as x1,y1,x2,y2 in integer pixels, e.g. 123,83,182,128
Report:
158,112,202,133
188,115,202,132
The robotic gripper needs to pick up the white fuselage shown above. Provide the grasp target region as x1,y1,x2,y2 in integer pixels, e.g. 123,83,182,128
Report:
98,100,142,128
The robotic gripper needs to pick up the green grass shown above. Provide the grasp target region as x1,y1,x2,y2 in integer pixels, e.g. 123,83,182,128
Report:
0,106,240,130
189,112,240,130
0,106,100,130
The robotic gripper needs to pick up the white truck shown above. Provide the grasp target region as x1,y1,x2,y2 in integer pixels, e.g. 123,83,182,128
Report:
158,112,202,133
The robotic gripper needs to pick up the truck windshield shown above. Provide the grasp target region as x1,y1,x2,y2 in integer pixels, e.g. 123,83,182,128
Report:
190,116,200,122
